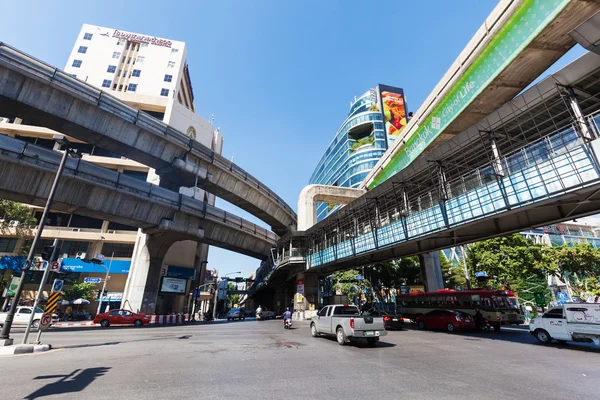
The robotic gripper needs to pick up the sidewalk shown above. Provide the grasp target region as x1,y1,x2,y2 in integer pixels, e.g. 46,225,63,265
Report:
51,321,97,328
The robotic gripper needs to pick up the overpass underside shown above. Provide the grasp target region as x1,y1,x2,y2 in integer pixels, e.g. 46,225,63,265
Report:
306,52,600,274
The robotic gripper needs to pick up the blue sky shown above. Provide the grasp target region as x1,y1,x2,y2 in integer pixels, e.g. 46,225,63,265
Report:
0,1,588,277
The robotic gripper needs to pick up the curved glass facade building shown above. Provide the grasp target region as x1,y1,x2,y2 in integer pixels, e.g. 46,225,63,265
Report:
310,84,407,222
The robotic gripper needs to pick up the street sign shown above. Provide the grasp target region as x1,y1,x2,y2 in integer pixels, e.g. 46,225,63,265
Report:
475,271,487,277
52,279,63,293
51,261,60,272
193,288,200,298
46,292,60,313
534,291,546,307
84,277,102,284
355,275,364,280
39,313,53,330
96,254,105,260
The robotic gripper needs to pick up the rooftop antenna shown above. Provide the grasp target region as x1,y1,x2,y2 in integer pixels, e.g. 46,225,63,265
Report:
211,114,215,126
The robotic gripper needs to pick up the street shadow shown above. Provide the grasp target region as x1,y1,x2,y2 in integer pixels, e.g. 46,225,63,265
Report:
25,367,111,399
321,336,396,348
404,324,600,354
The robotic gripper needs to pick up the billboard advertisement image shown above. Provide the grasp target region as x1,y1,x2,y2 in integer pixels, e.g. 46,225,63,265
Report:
379,85,407,146
160,277,186,294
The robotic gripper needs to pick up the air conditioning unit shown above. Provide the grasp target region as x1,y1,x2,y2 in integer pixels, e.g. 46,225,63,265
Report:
0,117,10,123
76,252,87,259
107,230,117,234
71,228,81,232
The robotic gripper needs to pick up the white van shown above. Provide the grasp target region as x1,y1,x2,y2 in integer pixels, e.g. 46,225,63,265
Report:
529,303,600,346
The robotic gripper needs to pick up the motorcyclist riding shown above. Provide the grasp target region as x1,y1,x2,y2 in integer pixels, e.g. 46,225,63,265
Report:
255,305,263,320
283,308,292,327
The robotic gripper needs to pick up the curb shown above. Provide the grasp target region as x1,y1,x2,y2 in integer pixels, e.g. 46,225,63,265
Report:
0,344,51,356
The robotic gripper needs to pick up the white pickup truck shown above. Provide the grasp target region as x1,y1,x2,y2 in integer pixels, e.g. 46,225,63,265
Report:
0,306,58,329
530,303,600,346
310,304,387,346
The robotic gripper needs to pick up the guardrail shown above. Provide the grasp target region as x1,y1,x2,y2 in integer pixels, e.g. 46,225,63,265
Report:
0,135,278,244
0,42,297,220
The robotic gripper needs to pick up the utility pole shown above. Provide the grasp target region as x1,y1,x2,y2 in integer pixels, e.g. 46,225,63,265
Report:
22,239,59,344
1,136,80,345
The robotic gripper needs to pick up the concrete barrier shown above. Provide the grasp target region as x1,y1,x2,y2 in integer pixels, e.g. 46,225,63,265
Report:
148,315,184,325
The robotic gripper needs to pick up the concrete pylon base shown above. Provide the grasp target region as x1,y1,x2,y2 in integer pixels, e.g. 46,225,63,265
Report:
419,252,444,292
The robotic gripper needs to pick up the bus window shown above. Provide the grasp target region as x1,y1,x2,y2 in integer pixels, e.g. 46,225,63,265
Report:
459,295,470,306
483,298,492,308
471,295,480,306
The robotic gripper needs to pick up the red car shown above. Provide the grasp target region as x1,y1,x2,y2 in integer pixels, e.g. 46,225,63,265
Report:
94,309,150,327
416,310,475,332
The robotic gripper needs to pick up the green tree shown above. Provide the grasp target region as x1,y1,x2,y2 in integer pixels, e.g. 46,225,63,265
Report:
440,251,466,290
394,257,422,286
227,282,240,307
332,269,371,303
63,282,97,301
465,234,551,304
0,200,37,238
545,243,600,300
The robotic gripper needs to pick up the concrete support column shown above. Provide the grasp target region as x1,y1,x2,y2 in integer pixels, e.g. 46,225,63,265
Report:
419,252,444,292
121,231,173,314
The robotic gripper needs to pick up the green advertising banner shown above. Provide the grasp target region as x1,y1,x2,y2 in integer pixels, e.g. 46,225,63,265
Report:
6,276,21,297
370,0,570,188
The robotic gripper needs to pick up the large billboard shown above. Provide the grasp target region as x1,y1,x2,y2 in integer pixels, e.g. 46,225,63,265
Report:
160,277,187,294
378,85,408,147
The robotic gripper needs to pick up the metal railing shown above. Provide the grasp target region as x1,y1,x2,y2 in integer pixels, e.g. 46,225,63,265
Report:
0,135,278,244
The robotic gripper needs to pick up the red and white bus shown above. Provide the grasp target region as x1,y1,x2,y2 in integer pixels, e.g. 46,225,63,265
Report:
396,289,525,330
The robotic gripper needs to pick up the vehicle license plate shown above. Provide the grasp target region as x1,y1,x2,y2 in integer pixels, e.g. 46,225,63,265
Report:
365,331,375,336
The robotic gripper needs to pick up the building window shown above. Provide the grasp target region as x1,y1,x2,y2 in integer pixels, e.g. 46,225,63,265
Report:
164,74,172,82
117,38,126,46
167,61,175,68
112,83,117,90
171,48,179,54
140,42,148,48
102,79,111,88
72,59,82,68
0,238,18,253
126,42,131,50
107,65,116,73
128,83,137,92
121,56,125,63
117,69,122,77
160,88,169,97
131,69,141,77
137,56,145,63
61,241,91,256
101,243,134,258
127,57,131,64
112,51,120,59
83,33,93,40
78,46,88,54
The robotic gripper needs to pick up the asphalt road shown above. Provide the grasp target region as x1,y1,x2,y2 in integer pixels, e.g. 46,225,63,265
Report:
1,320,599,400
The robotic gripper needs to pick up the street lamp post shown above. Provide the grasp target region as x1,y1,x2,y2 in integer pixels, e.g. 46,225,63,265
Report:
212,271,240,320
96,252,114,316
189,260,208,321
0,136,80,345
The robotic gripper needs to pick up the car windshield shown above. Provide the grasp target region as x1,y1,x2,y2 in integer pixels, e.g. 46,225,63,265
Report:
35,307,44,313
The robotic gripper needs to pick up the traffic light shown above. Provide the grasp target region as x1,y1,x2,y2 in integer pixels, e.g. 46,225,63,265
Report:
41,245,56,261
234,277,246,283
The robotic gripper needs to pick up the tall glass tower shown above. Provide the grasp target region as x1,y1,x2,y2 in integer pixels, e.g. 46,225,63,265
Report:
309,84,407,222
